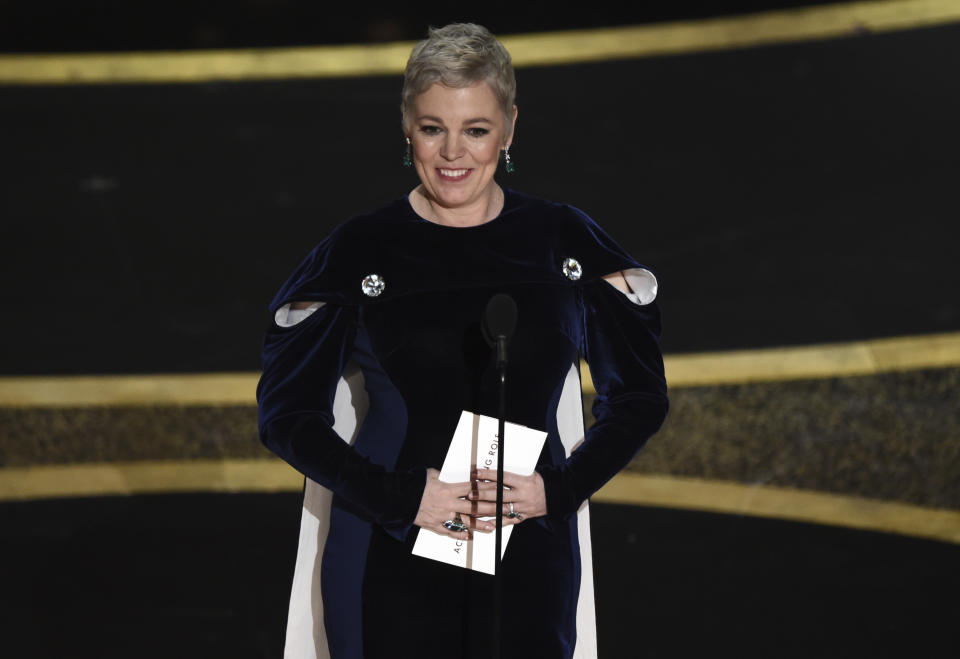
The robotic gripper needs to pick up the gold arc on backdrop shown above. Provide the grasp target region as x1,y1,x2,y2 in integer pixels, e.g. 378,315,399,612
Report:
2,332,957,542
1,331,958,406
0,0,959,84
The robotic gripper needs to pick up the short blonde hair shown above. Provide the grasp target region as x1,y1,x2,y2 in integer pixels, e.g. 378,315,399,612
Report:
401,23,516,134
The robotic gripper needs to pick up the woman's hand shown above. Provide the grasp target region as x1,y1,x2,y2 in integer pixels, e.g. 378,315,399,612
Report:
468,468,548,524
414,468,496,540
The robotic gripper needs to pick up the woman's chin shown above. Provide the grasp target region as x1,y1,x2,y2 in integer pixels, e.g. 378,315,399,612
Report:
425,182,476,208
425,176,501,209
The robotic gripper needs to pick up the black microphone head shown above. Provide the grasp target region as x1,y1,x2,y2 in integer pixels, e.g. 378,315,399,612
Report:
482,293,518,345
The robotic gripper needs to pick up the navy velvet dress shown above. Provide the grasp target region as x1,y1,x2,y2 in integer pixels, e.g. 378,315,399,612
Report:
257,189,668,659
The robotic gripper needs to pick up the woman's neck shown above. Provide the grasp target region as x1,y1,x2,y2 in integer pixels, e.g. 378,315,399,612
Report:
410,184,504,227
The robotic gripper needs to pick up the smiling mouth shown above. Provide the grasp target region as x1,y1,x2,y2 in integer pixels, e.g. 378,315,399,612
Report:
437,168,471,181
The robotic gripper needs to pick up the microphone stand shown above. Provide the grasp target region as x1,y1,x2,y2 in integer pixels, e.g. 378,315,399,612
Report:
492,334,507,659
481,292,516,659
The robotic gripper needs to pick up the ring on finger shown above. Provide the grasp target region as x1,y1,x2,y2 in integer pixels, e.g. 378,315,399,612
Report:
442,518,468,533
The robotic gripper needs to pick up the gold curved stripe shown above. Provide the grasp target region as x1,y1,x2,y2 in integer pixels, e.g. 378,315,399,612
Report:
595,472,960,545
0,460,300,500
0,372,259,407
1,331,957,406
584,330,960,393
1,0,959,84
0,459,956,544
657,330,960,389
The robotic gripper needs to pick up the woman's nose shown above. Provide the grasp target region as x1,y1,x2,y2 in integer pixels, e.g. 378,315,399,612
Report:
439,132,462,160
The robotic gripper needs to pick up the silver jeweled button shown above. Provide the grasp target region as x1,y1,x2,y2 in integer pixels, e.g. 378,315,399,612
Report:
361,274,386,297
562,258,583,281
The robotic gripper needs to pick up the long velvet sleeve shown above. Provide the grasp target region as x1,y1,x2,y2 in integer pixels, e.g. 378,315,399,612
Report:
538,278,669,522
256,302,426,539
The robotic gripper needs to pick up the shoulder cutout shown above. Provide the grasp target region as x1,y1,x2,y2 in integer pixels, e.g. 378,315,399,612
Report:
602,268,658,305
275,301,326,327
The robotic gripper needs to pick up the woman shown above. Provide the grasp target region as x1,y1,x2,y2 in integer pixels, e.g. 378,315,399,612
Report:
257,23,668,659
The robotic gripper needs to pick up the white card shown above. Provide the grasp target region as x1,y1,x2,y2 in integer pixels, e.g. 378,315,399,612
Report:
411,411,548,574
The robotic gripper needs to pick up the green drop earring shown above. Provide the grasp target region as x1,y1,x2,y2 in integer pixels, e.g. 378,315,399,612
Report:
503,145,515,173
402,137,412,168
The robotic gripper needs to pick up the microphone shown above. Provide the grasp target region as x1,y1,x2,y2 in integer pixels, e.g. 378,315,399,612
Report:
482,293,518,368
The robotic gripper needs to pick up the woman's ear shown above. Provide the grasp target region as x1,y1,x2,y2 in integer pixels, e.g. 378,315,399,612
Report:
506,104,518,146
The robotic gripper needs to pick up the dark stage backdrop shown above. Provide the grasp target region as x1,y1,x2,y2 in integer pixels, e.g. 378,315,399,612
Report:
2,13,959,658
2,24,959,375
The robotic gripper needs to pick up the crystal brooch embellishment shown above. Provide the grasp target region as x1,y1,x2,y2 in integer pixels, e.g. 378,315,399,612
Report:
361,274,386,297
562,258,583,281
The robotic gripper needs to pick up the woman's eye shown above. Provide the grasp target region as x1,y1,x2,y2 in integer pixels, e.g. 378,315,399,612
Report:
466,127,490,137
420,125,442,135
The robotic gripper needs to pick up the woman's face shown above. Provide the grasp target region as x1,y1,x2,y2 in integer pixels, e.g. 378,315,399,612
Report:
408,82,516,211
